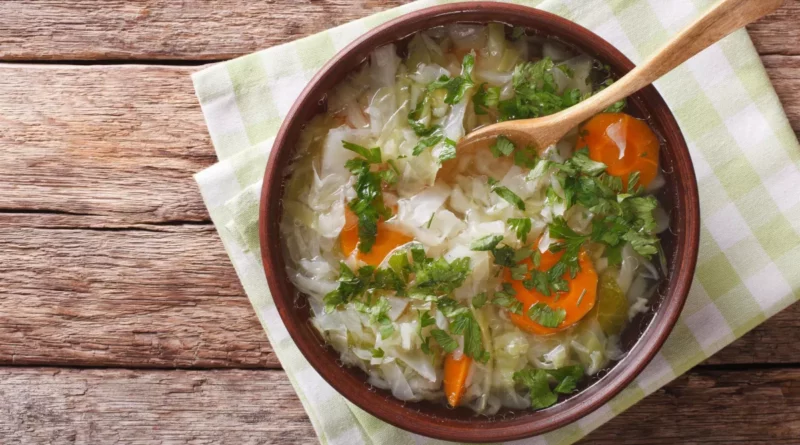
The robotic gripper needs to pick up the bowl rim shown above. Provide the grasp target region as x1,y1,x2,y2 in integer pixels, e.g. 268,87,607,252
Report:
259,2,700,442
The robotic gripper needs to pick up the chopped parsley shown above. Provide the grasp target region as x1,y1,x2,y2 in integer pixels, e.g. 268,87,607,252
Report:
486,135,538,168
354,296,395,339
450,310,490,363
427,53,476,104
408,93,438,137
513,365,585,409
513,367,557,409
371,348,385,358
547,365,585,394
496,57,585,121
490,244,516,267
412,132,443,156
527,302,566,328
471,234,505,251
323,247,491,360
492,283,523,314
513,144,539,169
343,141,394,254
438,138,458,162
492,185,526,210
472,292,488,309
411,256,471,296
419,310,436,328
342,141,382,164
430,328,459,353
473,83,500,115
507,218,532,243
490,135,516,158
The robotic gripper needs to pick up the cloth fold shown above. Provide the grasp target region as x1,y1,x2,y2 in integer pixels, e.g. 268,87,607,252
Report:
193,1,800,444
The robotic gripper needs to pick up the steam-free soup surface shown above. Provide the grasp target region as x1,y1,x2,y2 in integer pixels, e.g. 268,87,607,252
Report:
280,23,667,414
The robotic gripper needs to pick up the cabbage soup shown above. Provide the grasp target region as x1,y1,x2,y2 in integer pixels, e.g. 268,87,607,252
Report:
279,23,668,414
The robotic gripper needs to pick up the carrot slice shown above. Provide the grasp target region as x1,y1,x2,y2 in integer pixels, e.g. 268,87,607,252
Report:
577,112,660,189
340,206,413,266
506,244,598,336
443,353,472,407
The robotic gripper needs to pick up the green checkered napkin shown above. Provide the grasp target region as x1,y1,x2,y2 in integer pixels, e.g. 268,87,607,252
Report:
193,0,800,443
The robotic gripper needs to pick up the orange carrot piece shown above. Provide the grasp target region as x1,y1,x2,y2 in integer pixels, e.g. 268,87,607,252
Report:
505,237,598,335
443,353,472,407
340,206,413,266
577,112,660,190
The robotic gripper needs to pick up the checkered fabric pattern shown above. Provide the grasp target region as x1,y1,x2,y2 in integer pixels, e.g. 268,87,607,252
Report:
192,1,800,443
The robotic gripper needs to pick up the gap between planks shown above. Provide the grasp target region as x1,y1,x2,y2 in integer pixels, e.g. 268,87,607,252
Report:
2,212,800,370
0,0,795,61
1,366,799,444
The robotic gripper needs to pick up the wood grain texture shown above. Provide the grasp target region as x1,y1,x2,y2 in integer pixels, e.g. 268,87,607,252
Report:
0,211,798,369
0,64,212,223
0,61,796,228
0,1,794,61
746,0,800,56
0,368,315,444
764,54,800,133
0,0,409,61
1,367,798,445
581,367,800,444
0,213,276,369
0,2,798,442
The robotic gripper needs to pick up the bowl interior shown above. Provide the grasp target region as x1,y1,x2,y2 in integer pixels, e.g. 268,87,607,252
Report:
260,3,699,442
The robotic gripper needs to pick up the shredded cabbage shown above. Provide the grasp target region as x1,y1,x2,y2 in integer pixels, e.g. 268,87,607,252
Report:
279,23,665,415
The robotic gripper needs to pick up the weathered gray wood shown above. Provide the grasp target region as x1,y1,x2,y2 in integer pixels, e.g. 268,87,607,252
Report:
0,64,211,223
0,0,410,61
0,368,316,444
1,367,798,444
0,1,794,61
0,213,277,369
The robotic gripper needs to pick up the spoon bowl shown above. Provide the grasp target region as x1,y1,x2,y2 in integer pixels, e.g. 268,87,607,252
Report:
454,0,784,155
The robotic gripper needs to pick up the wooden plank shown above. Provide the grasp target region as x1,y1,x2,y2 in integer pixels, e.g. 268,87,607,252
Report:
0,61,797,227
581,367,800,444
763,55,800,134
0,213,277,369
707,301,800,365
746,1,800,56
0,0,409,61
0,64,211,224
1,214,798,370
0,1,794,61
0,59,796,368
1,366,798,444
0,368,316,444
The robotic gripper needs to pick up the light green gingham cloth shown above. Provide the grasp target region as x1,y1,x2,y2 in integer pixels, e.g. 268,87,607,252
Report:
193,1,800,443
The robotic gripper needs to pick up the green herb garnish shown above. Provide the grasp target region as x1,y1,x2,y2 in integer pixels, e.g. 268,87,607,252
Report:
513,365,585,409
492,185,526,210
471,234,505,251
427,53,476,104
508,218,532,243
527,302,566,328
490,135,516,158
430,328,459,353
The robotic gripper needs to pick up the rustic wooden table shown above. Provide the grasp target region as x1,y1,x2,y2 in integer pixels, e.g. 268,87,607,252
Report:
1,1,798,443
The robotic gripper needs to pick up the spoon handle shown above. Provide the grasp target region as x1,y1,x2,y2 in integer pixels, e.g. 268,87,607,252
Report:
562,0,783,124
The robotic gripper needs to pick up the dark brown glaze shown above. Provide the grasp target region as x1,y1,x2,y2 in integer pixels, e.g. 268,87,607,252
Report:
259,2,700,442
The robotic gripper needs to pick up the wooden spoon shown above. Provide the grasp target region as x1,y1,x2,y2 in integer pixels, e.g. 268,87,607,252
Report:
456,0,784,153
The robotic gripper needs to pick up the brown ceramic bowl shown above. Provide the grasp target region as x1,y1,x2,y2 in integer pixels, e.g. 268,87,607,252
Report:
259,2,699,442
